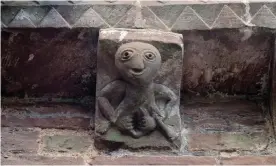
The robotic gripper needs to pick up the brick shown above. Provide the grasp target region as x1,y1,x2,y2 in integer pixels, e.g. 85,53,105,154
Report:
89,156,217,165
188,132,268,152
1,127,40,155
42,135,92,154
221,156,276,165
1,155,85,165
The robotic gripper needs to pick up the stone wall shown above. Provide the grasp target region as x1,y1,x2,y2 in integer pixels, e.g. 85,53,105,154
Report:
2,28,273,99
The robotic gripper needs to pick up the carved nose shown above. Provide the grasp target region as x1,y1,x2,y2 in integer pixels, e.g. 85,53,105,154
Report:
131,56,145,70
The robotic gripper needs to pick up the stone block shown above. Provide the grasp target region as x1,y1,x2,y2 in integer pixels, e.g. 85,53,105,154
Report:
188,132,268,152
95,29,183,149
1,127,40,156
41,135,92,154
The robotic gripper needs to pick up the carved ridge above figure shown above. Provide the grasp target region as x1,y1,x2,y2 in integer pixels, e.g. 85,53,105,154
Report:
2,1,276,29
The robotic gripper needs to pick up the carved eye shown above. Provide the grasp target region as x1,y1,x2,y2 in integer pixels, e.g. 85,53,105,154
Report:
121,50,133,61
144,52,156,61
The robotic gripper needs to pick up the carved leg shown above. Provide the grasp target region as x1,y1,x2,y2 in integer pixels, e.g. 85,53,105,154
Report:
98,97,116,122
150,105,178,141
97,97,115,134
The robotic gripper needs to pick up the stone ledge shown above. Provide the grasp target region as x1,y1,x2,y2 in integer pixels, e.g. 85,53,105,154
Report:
1,1,276,29
88,155,218,165
2,155,85,165
1,104,91,129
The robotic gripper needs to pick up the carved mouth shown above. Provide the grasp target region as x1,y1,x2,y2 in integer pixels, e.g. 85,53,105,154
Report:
129,68,146,76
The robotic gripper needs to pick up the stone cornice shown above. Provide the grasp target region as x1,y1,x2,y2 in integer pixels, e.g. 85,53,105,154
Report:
1,0,276,29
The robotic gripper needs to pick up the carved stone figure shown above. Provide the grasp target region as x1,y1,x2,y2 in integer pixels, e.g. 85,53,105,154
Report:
95,29,183,149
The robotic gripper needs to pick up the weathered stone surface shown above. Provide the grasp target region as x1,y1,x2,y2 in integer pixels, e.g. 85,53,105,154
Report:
95,29,183,149
1,29,272,99
142,7,168,30
272,38,276,133
89,155,217,165
251,5,276,29
55,5,91,25
73,8,110,28
42,135,92,153
212,5,245,28
92,5,132,26
39,8,71,28
2,155,85,165
171,6,209,30
150,5,185,28
188,4,224,27
188,132,268,152
1,28,97,98
182,100,266,133
1,104,91,129
8,9,36,28
113,7,137,28
221,156,276,165
181,30,271,96
1,2,276,29
1,127,40,156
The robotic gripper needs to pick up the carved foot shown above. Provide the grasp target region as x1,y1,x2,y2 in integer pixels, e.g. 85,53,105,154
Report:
116,116,133,131
165,126,178,141
96,120,111,134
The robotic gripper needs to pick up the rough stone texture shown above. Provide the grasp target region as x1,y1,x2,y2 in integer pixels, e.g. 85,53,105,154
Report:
89,155,217,165
181,29,271,96
272,38,276,133
1,28,98,98
1,2,276,29
1,127,40,156
188,132,268,152
41,135,92,154
1,29,272,99
182,100,266,133
1,104,91,129
95,29,183,149
2,155,85,165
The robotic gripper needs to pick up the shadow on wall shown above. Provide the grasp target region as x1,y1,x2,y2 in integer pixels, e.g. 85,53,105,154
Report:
1,28,274,99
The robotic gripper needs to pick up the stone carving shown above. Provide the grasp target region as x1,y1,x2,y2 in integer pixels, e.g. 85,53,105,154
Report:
95,29,183,149
3,3,276,29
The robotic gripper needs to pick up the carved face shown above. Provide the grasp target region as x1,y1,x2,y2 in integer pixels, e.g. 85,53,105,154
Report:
115,42,161,85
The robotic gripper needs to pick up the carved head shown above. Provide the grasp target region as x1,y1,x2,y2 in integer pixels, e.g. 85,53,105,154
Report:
115,42,161,85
